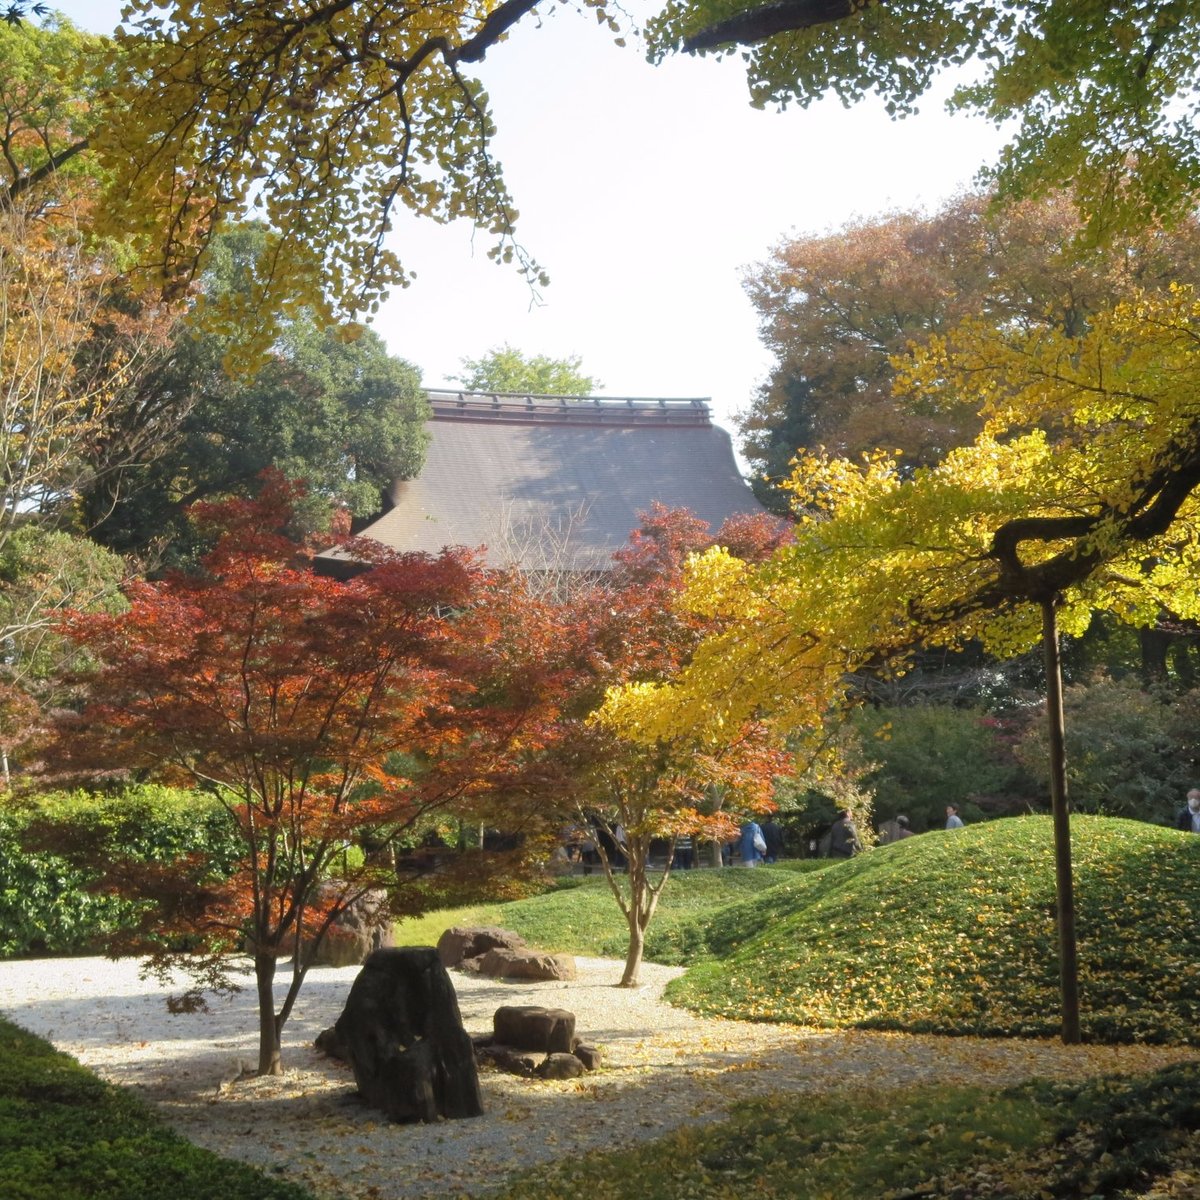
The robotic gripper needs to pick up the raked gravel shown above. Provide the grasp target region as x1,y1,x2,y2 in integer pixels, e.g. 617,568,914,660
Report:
1,954,1197,1199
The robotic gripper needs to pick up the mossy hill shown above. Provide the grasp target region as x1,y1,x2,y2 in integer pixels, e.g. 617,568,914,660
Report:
668,815,1200,1044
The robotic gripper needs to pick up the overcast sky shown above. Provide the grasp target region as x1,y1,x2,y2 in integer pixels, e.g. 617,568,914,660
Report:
52,2,1004,448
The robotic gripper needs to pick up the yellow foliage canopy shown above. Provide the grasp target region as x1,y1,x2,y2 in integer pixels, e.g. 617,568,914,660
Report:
609,286,1200,744
91,0,617,361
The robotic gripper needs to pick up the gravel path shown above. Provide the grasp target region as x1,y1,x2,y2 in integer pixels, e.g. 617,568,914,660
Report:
2,954,1196,1199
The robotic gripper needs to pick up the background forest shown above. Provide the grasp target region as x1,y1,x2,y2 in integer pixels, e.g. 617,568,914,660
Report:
6,15,1200,845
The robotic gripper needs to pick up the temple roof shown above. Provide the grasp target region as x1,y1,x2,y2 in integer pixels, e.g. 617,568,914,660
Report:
317,389,766,574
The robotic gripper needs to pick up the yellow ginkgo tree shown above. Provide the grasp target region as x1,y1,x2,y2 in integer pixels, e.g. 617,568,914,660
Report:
91,0,618,361
609,284,1200,1043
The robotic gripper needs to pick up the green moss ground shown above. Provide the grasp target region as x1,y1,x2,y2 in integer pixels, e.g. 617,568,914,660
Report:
0,1018,313,1200
490,1062,1200,1200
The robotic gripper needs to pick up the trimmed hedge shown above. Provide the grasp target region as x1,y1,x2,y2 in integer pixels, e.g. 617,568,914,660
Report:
0,786,241,958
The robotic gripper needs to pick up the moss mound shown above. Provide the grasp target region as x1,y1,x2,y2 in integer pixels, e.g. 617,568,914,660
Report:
667,815,1200,1043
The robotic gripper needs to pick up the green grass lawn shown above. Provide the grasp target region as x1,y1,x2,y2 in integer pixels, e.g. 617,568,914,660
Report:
394,860,824,962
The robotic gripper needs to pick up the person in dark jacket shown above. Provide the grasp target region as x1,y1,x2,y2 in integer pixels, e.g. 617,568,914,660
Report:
827,810,860,858
1176,789,1200,833
761,817,785,863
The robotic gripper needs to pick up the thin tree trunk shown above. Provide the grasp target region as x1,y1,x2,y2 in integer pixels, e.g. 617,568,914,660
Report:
619,845,648,987
620,913,646,987
254,953,283,1075
1042,597,1081,1045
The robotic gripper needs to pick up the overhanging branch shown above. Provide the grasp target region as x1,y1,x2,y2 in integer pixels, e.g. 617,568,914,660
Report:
683,0,868,52
974,422,1200,609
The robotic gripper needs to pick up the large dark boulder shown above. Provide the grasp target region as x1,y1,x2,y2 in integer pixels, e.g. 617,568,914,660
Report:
436,926,527,970
333,946,483,1123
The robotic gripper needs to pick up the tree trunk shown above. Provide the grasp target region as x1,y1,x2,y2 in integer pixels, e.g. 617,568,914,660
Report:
618,843,648,987
619,913,645,987
1042,597,1081,1045
254,953,283,1075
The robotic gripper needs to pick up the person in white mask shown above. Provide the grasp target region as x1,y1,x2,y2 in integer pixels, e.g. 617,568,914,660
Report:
1175,789,1200,833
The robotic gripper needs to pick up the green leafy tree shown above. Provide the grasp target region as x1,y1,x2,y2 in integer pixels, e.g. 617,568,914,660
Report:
651,1,1200,244
85,227,430,563
452,344,600,395
1013,675,1195,823
0,13,102,209
854,704,1033,832
0,527,127,784
0,526,127,686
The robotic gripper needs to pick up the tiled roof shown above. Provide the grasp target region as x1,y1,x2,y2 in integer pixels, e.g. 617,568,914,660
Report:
317,390,765,573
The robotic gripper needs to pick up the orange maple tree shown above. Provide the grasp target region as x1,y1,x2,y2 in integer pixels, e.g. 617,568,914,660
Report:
52,476,568,1074
560,504,794,986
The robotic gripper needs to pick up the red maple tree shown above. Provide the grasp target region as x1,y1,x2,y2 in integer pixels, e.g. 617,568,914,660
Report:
53,476,567,1074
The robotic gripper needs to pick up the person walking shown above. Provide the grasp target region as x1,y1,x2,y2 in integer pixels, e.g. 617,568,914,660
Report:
827,810,861,858
673,832,695,869
945,804,965,830
738,817,767,867
761,816,785,863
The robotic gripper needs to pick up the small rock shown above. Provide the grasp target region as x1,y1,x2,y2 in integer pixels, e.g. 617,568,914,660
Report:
573,1043,603,1070
314,1026,347,1060
476,1045,538,1076
538,1053,585,1080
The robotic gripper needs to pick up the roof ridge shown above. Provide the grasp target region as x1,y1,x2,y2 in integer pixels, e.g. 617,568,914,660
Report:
426,390,712,427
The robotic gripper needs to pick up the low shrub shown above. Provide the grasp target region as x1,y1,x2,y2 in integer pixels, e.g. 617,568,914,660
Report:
0,1017,313,1200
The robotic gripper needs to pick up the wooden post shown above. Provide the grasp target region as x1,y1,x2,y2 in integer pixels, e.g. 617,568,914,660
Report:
1041,595,1081,1044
